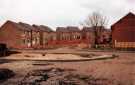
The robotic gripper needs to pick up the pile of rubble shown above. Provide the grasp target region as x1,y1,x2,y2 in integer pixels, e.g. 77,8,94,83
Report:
19,67,111,85
0,69,15,81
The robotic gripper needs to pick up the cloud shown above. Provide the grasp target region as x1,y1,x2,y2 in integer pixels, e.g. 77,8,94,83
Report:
0,0,134,29
77,0,135,26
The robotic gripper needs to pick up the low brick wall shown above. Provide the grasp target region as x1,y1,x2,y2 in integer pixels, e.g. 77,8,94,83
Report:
46,39,91,48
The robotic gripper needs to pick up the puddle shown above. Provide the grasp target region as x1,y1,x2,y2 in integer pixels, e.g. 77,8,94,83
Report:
32,63,53,66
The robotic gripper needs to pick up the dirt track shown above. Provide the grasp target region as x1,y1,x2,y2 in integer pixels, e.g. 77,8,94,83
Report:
0,48,135,85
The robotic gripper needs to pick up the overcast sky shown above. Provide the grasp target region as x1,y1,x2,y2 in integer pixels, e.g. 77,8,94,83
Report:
0,0,135,29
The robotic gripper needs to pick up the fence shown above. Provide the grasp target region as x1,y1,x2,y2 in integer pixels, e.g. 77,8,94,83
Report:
114,41,135,48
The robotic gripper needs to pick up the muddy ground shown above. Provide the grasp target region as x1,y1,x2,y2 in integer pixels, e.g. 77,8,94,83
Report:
0,48,135,85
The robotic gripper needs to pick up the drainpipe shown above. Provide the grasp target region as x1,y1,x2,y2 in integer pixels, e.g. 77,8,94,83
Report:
30,30,33,48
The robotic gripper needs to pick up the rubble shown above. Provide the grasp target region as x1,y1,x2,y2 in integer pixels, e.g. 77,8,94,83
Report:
0,69,15,81
19,68,110,85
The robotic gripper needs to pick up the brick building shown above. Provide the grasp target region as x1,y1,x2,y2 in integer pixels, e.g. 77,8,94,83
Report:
82,27,111,46
0,20,111,49
111,12,135,48
81,27,95,47
55,26,82,47
19,22,40,48
32,24,54,48
98,28,111,44
0,21,55,49
0,21,33,49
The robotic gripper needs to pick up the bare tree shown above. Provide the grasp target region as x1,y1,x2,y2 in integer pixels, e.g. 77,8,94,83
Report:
81,12,108,47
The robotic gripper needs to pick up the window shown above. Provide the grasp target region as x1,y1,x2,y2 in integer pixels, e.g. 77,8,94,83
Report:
77,36,80,39
22,39,26,44
27,39,30,43
36,37,40,44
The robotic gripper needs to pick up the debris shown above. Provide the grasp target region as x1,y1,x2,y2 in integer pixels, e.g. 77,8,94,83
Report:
0,69,15,81
19,68,110,85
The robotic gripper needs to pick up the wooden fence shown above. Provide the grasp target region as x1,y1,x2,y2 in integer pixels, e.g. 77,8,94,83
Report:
114,41,135,48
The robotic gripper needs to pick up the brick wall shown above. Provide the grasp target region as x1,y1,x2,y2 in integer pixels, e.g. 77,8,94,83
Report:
111,13,135,48
0,22,24,49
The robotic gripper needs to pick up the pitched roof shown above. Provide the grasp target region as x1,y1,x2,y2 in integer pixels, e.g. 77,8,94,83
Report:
56,27,69,32
18,22,33,31
111,12,135,29
32,24,53,32
56,26,80,32
82,27,94,32
0,20,32,31
32,24,44,32
67,26,80,32
39,25,53,32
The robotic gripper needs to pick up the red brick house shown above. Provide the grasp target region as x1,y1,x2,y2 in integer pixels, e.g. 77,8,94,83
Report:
67,26,82,41
56,27,70,41
19,22,41,48
98,28,111,44
111,12,135,48
0,21,33,49
32,24,54,48
81,27,95,47
81,26,111,47
55,26,82,47
0,20,111,49
0,21,54,49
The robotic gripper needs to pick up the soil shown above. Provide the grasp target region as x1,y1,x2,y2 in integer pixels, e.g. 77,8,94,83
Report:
0,48,135,85
0,69,15,81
